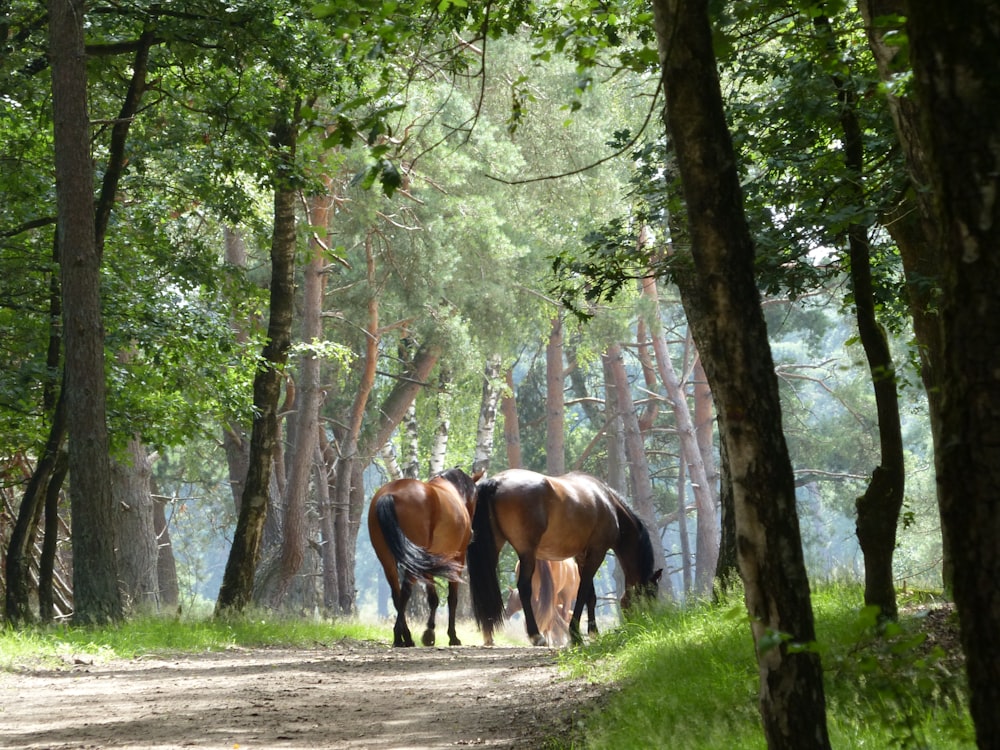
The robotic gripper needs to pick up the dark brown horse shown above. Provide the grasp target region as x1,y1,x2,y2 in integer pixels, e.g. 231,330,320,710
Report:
368,467,481,647
504,558,580,647
467,469,661,646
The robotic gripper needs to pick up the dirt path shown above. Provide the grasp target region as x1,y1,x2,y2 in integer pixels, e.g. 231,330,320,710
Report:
0,642,605,749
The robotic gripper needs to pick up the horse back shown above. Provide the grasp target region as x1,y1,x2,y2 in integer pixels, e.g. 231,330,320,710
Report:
488,469,619,560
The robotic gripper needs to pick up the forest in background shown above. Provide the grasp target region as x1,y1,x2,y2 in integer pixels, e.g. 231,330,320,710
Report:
1,5,940,618
4,1,1000,748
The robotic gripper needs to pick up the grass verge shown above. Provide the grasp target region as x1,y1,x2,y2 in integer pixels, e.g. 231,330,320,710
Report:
0,613,391,670
555,583,975,750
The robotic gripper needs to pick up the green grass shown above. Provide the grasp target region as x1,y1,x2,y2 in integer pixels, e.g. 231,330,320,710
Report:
556,583,975,750
0,613,391,671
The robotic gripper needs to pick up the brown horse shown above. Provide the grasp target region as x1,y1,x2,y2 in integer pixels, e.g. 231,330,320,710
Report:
467,469,661,646
504,558,580,647
368,467,482,647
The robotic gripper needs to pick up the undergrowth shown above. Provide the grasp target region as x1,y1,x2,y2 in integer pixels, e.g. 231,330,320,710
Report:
555,583,974,750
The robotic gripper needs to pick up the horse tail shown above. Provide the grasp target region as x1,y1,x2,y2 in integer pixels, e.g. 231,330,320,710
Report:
374,495,462,583
466,477,506,638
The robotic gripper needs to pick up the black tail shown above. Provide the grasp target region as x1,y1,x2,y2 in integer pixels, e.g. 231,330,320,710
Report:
466,477,506,639
374,495,462,583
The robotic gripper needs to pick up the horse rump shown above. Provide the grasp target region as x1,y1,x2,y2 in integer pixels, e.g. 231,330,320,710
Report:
374,494,462,583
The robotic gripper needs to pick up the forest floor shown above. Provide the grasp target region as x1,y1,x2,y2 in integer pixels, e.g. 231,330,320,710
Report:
0,633,608,750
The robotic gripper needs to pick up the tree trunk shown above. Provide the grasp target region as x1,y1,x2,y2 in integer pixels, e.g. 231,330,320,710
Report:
50,0,122,625
545,315,566,475
606,342,671,597
501,368,523,469
650,0,830,746
857,0,950,593
38,451,70,621
215,110,299,616
817,14,905,620
904,3,1000,742
315,438,339,613
271,187,331,606
642,276,719,595
152,491,179,610
429,368,452,476
5,392,67,623
111,437,159,613
473,355,502,474
602,353,628,493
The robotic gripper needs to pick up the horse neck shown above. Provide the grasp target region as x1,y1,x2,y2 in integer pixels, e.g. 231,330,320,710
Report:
611,503,644,587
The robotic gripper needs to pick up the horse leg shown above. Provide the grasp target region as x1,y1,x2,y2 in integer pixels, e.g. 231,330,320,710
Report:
394,577,416,647
446,580,462,646
421,580,440,647
586,588,599,635
517,556,546,646
569,557,603,645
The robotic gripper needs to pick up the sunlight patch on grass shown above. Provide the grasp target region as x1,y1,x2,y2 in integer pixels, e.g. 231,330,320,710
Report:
556,583,974,750
1,614,392,670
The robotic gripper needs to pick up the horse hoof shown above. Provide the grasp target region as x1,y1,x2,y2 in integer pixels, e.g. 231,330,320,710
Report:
449,635,462,646
529,633,548,647
421,630,436,647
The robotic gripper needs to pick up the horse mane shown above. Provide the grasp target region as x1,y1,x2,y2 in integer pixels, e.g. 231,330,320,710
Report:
436,466,475,499
602,481,657,583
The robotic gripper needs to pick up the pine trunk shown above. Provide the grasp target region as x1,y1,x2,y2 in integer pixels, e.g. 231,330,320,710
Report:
50,0,122,625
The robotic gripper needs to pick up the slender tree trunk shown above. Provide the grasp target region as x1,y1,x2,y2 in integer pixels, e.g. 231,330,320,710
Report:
650,0,830,745
5,392,67,623
545,315,566,475
642,276,719,595
216,110,299,616
857,0,950,593
473,356,502,474
815,12,905,621
50,0,122,625
606,342,671,597
429,369,452,476
904,3,1000,742
602,353,628,493
38,452,69,621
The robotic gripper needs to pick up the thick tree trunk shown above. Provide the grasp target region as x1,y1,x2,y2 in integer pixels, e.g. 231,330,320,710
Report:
50,0,122,625
112,437,159,613
545,315,566,474
904,3,1000,742
271,188,331,606
216,112,298,616
152,491,179,610
650,0,830,746
501,368,523,469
